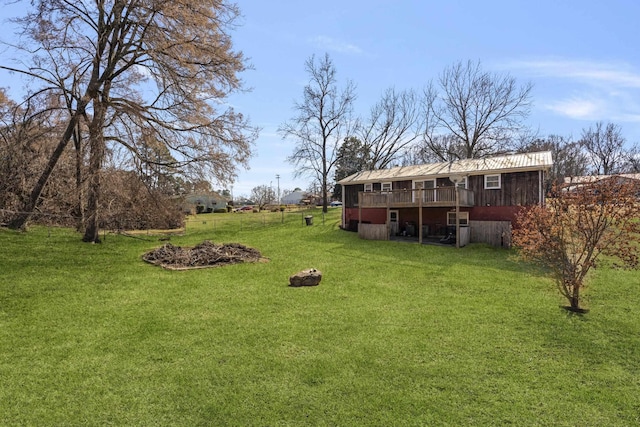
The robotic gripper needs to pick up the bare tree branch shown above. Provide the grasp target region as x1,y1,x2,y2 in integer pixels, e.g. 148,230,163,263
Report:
421,60,532,161
579,121,626,175
357,87,424,169
279,53,356,212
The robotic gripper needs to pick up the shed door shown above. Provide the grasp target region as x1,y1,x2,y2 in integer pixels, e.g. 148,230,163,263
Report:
389,210,399,236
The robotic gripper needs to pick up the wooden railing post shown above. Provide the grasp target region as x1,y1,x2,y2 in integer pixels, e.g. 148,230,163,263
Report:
358,191,362,233
418,188,423,244
386,189,391,238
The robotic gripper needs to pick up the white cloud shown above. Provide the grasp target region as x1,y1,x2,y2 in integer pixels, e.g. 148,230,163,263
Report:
500,58,640,135
543,97,602,120
309,35,363,55
504,58,640,88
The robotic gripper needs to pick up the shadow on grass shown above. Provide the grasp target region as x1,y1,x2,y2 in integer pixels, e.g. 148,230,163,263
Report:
320,228,550,279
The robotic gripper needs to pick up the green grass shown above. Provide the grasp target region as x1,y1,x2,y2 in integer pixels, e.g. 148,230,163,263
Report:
1,209,639,426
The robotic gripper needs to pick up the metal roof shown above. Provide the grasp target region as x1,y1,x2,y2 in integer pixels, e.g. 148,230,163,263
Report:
563,173,640,184
338,151,553,185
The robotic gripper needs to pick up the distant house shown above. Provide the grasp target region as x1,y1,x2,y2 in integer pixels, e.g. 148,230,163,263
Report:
338,151,553,247
281,190,306,205
183,192,228,214
562,173,640,193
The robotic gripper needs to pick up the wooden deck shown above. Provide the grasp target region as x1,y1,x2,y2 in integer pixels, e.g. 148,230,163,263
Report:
358,187,474,208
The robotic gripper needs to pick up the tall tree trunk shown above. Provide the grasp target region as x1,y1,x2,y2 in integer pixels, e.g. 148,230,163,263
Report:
7,111,83,230
73,122,85,231
82,99,107,243
322,155,328,213
322,178,328,213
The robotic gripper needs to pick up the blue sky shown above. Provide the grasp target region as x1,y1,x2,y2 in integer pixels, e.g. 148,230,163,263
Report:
2,1,639,197
226,0,640,196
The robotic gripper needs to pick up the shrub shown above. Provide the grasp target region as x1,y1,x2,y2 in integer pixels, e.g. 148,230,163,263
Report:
513,179,640,312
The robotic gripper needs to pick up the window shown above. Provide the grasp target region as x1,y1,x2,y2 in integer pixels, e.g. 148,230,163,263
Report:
413,179,436,190
364,183,373,192
455,177,467,189
381,182,392,192
484,174,501,189
447,211,469,226
413,179,436,202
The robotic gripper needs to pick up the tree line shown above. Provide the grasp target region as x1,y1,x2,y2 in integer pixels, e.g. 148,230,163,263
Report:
0,0,257,241
280,54,639,209
2,4,638,237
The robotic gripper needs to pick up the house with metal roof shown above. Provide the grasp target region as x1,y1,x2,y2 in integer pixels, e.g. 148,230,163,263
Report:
337,151,553,247
562,173,640,189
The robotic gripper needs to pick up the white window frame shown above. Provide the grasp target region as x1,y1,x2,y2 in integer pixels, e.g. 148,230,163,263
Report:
412,179,436,189
412,179,436,202
447,211,469,226
484,174,501,189
381,182,393,193
364,183,373,192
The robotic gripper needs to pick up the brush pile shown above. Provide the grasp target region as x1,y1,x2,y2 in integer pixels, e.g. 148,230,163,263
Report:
143,240,263,270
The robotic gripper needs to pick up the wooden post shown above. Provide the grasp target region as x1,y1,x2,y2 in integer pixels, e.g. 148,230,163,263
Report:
455,185,460,249
341,183,346,227
418,188,423,244
358,191,362,232
386,190,391,239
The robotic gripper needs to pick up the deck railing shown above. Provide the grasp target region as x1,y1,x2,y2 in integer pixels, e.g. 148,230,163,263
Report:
358,187,474,208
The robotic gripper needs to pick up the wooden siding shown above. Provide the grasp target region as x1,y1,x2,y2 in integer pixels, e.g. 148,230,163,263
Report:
469,171,541,207
470,206,525,222
344,170,543,209
344,184,362,208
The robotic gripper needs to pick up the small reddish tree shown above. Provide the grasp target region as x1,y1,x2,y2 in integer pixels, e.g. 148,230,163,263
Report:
513,178,640,312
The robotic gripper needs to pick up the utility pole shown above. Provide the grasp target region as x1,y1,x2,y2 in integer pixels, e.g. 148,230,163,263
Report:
276,174,280,204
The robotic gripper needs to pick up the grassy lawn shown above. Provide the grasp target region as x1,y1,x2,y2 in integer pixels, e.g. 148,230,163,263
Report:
1,208,639,426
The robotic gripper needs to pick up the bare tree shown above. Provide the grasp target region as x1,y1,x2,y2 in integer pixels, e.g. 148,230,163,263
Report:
401,134,461,165
279,53,356,213
0,91,73,224
517,134,589,191
2,0,257,241
621,143,640,173
357,87,423,169
422,60,533,161
250,185,275,211
99,168,184,231
579,122,627,175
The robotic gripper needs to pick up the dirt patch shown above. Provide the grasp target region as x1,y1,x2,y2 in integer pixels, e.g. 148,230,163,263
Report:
143,240,266,270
